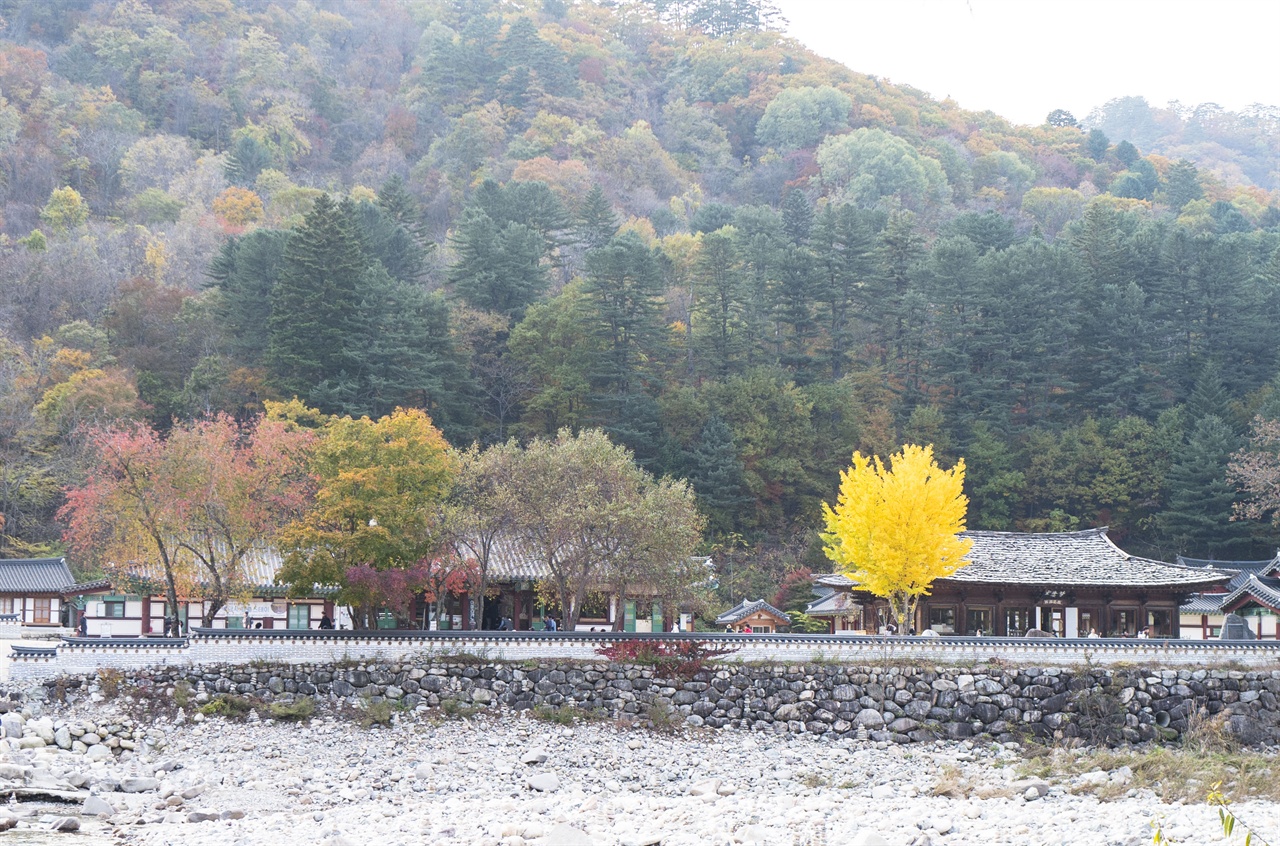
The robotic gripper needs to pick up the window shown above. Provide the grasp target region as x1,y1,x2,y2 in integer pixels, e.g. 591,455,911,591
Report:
1113,608,1138,636
33,598,51,624
287,604,311,630
1146,609,1171,637
928,606,956,634
0,598,11,614
104,601,125,619
1079,609,1096,637
965,608,991,635
1004,608,1031,636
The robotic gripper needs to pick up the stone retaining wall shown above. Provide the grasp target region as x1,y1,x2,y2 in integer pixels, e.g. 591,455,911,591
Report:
18,660,1280,747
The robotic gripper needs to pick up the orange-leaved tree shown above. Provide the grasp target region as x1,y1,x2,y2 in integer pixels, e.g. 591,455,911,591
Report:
821,444,972,635
61,415,316,627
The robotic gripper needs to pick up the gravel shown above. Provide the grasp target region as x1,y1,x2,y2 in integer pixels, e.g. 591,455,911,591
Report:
0,703,1274,845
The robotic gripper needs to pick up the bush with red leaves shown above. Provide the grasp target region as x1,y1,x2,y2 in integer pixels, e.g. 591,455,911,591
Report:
594,638,738,679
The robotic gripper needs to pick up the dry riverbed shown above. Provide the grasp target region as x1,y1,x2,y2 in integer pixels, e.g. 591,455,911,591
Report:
0,698,1276,846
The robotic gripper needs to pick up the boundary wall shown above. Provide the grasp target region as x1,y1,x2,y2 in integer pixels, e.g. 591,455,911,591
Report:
9,630,1280,682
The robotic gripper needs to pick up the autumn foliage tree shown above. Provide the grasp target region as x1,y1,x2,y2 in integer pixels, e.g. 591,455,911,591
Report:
60,415,315,627
1229,416,1280,525
275,407,456,628
821,444,972,634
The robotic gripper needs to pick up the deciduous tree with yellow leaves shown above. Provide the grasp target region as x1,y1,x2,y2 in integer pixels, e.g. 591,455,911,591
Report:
821,444,972,635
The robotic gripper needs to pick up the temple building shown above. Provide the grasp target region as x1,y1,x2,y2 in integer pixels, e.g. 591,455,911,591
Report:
1178,553,1280,639
807,528,1230,638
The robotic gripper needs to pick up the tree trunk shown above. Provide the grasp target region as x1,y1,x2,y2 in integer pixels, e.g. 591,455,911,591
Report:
889,591,918,636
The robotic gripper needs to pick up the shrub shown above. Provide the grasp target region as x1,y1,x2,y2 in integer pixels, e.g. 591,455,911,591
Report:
1069,688,1125,746
594,639,737,679
269,696,316,722
97,669,125,700
199,694,257,719
360,697,395,728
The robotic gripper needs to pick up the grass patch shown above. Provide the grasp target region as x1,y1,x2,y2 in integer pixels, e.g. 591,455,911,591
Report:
532,703,608,725
359,697,395,727
198,693,258,719
1023,746,1280,805
931,764,973,798
798,771,830,789
269,696,316,722
173,680,193,710
437,698,479,721
643,701,679,734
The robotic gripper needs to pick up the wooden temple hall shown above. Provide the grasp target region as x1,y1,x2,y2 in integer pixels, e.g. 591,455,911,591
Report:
807,528,1231,638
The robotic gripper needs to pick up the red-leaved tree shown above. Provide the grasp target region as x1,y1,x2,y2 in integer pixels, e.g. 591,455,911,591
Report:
61,415,315,627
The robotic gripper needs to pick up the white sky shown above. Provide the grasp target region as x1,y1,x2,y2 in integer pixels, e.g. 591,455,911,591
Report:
778,0,1280,126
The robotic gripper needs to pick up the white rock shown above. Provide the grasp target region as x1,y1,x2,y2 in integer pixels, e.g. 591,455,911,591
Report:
527,773,560,792
540,823,592,845
849,832,890,846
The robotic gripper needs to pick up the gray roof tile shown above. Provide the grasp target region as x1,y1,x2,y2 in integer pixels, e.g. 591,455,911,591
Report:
1220,575,1280,613
947,528,1230,588
0,558,74,593
715,599,790,626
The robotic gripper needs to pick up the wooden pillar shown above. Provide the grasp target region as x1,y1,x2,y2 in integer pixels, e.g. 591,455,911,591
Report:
141,596,151,634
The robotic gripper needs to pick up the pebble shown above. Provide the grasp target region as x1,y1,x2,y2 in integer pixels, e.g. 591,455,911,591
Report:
0,700,1265,846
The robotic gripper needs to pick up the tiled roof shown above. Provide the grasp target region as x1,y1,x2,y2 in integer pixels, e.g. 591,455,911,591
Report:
110,545,336,597
482,536,550,582
62,579,112,595
805,591,862,617
1176,554,1279,592
1180,593,1228,614
946,528,1231,588
1220,575,1280,613
0,558,74,594
715,599,790,626
814,573,856,589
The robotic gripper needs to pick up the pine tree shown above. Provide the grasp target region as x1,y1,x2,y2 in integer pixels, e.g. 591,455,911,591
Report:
771,244,817,377
266,194,367,400
448,207,549,318
206,229,290,366
687,415,748,534
583,232,667,396
692,229,746,377
1156,415,1253,558
576,185,618,250
810,204,876,378
780,188,812,244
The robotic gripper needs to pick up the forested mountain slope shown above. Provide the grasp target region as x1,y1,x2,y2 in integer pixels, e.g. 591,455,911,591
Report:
0,0,1278,597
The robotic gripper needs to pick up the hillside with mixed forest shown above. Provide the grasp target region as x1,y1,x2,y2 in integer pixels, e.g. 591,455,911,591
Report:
1,0,1278,600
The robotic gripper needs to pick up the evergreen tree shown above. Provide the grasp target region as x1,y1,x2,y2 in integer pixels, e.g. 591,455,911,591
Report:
348,199,428,284
1084,128,1110,160
810,204,876,378
692,229,746,377
575,185,618,251
582,231,667,396
1156,415,1253,558
266,194,366,399
224,134,272,186
1163,159,1203,211
377,174,426,234
448,207,549,318
780,188,812,244
686,414,747,535
771,244,817,377
206,229,290,366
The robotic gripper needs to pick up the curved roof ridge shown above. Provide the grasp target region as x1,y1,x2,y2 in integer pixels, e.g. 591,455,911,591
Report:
961,527,1108,539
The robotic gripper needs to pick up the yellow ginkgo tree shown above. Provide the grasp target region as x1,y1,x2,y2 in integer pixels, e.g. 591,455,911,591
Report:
821,444,972,635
